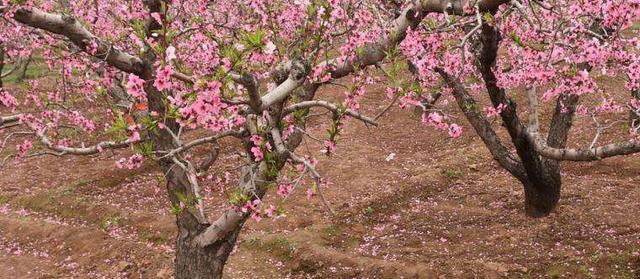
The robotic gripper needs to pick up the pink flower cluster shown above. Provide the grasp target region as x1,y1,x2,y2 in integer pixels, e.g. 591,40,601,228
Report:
154,66,173,91
0,89,18,111
240,199,262,222
16,140,33,158
115,154,145,169
277,183,293,198
126,74,146,101
421,112,463,138
67,111,96,132
543,70,597,101
484,104,507,118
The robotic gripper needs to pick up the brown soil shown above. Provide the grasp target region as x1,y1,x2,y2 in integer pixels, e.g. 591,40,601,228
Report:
1,76,640,279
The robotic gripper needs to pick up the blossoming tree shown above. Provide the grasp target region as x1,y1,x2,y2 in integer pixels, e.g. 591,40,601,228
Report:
0,0,475,278
2,0,640,277
394,0,640,217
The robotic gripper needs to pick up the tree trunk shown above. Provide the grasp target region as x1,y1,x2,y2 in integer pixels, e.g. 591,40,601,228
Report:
508,133,562,217
519,163,561,217
0,44,4,88
162,158,275,279
163,164,247,279
632,89,640,129
476,23,566,217
174,223,242,279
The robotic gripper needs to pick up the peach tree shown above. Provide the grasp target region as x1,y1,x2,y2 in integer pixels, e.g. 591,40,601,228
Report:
390,0,640,217
0,0,449,278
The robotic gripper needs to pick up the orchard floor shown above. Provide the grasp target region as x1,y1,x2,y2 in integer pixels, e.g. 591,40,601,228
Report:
1,82,640,279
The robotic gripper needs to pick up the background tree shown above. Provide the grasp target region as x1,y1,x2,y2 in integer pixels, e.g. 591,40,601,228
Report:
394,0,640,217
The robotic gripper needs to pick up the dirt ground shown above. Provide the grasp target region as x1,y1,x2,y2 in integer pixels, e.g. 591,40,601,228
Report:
1,72,640,279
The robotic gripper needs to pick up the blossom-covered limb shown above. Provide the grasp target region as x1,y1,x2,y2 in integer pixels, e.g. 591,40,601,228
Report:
6,7,145,75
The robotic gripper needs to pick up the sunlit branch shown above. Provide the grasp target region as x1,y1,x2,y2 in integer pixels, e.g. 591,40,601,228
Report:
36,128,136,155
7,7,145,75
526,86,640,161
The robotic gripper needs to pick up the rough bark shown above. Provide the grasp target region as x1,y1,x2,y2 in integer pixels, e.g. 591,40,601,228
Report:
632,89,640,129
166,165,250,279
477,23,561,217
175,225,241,279
0,44,4,88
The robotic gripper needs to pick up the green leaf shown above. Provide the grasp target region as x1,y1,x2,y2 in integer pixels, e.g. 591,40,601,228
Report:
106,113,128,141
242,29,267,49
228,189,249,206
483,13,494,25
134,142,154,158
510,32,524,47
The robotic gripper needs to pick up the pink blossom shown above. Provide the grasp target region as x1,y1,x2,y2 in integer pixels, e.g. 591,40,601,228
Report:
251,146,264,162
277,183,293,198
250,135,263,146
115,154,144,169
241,199,260,213
0,89,18,111
448,124,463,138
323,140,336,155
154,66,174,91
16,140,33,158
251,212,262,222
265,205,276,217
484,104,507,118
126,74,146,101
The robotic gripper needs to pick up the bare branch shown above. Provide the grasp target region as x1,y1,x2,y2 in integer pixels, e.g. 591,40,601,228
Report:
0,114,21,127
283,100,378,126
266,114,335,215
36,129,135,155
157,129,244,160
526,86,640,161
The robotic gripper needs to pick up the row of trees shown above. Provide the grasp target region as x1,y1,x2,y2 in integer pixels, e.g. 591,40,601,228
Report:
1,0,639,278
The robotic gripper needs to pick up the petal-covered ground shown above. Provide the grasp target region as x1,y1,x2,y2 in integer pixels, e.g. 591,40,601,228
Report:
1,78,639,278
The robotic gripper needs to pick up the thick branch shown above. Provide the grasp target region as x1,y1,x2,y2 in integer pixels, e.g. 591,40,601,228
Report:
526,86,640,161
36,129,135,155
10,7,144,75
0,114,21,127
194,208,245,247
438,68,526,180
230,73,262,112
259,61,309,111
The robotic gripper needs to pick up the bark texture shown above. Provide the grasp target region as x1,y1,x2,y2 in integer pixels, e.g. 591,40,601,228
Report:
0,44,4,88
